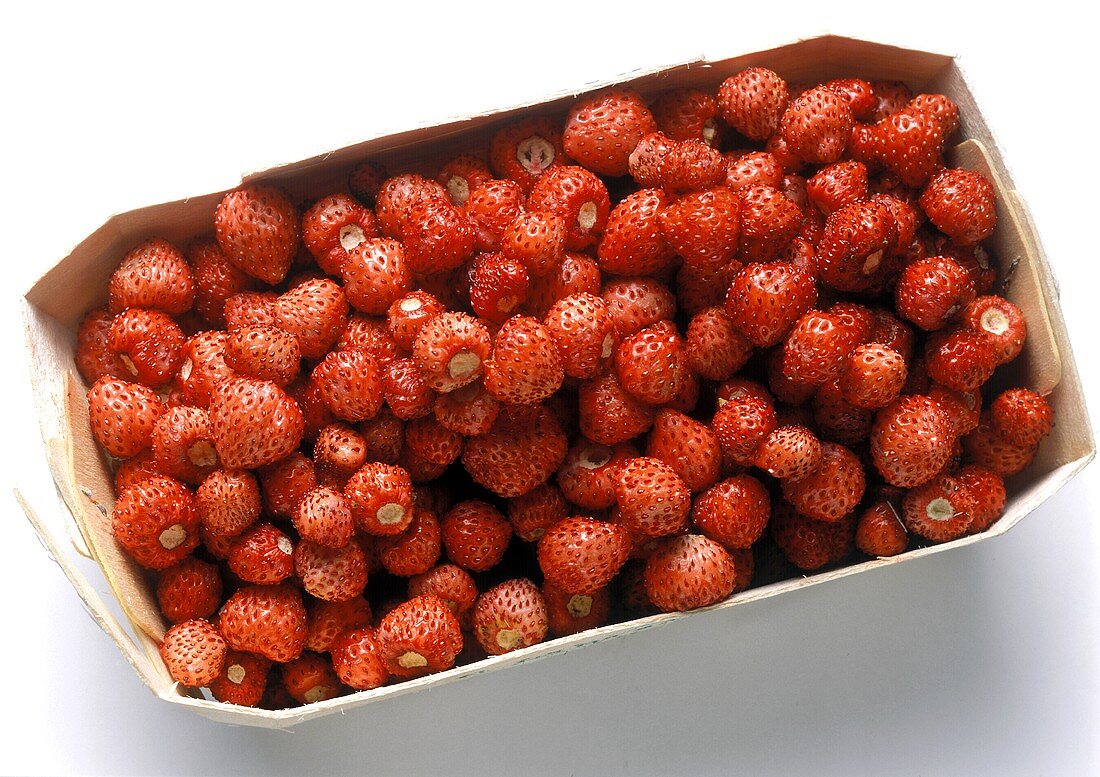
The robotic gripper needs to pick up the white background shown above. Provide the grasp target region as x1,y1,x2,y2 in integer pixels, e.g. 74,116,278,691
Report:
2,2,1098,775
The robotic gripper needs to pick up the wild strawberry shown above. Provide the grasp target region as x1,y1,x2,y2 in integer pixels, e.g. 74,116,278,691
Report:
990,388,1053,448
781,311,859,387
864,308,914,363
925,328,998,393
867,80,913,121
657,187,741,273
408,565,479,619
712,394,777,468
771,500,855,571
816,200,897,294
471,579,549,656
112,475,199,569
920,168,997,247
301,193,378,275
645,409,722,493
224,291,278,331
413,311,491,393
598,189,676,276
868,108,945,187
682,307,752,383
296,539,368,602
538,516,631,595
726,155,785,203
149,406,218,484
397,444,449,483
75,308,129,384
107,308,185,388
665,370,700,414
781,442,865,522
736,184,802,263
525,251,602,317
186,240,255,328
839,343,907,410
402,416,461,468
464,178,526,253
427,382,496,439
578,369,655,445
439,501,512,572
497,210,565,278
955,465,1006,533
112,451,162,494
305,597,372,654
108,238,194,316
927,384,981,438
902,474,974,543
377,506,442,576
306,348,382,423
208,377,303,469
779,85,854,164
336,315,400,368
281,652,342,705
307,425,362,490
541,581,610,637
463,404,568,497
330,628,389,690
503,485,567,543
87,377,164,458
344,462,414,536
210,651,271,706
963,414,1037,477
541,292,617,380
610,456,689,539
753,425,821,481
962,296,1026,365
434,153,493,207
824,78,876,120
562,88,656,177
464,253,527,324
160,618,226,688
764,132,804,173
855,500,908,556
379,357,433,421
812,380,874,446
652,87,720,145
658,138,728,194
354,411,402,467
195,469,261,539
375,594,463,678
805,161,868,216
870,395,956,487
627,132,674,187
526,165,610,250
385,291,443,352
214,185,299,284
488,116,566,192
644,534,737,612
554,440,631,510
724,261,817,347
601,277,676,337
286,487,352,550
255,453,313,521
156,557,222,625
228,523,295,585
717,68,788,141
691,474,770,550
374,174,447,239
340,237,410,316
613,323,686,406
484,316,564,405
222,325,299,387
273,277,349,359
218,584,307,663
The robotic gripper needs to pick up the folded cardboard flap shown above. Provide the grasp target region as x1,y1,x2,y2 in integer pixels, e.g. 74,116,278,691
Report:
21,35,1095,728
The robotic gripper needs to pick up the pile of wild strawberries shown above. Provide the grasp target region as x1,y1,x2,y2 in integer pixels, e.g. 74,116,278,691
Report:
76,68,1054,708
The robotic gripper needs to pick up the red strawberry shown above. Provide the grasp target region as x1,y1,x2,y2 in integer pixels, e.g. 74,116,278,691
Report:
556,440,636,510
578,369,655,445
467,253,529,324
108,238,194,316
341,238,411,316
601,277,676,337
990,388,1053,448
157,557,222,624
537,516,631,595
484,316,565,405
330,628,389,690
387,290,445,350
962,296,1027,365
382,357,435,421
902,473,974,543
712,394,777,468
825,78,877,120
228,523,295,585
224,291,278,331
441,500,513,572
292,486,355,548
208,377,304,469
868,108,945,187
543,292,618,380
413,311,492,394
305,597,373,654
436,154,493,207
281,652,342,705
313,422,368,487
691,474,770,550
335,314,400,366
75,308,129,384
737,184,802,263
375,594,463,678
473,579,549,655
955,465,1007,533
717,68,789,141
214,185,299,284
488,116,566,192
652,87,720,144
217,584,307,663
526,252,603,317
373,174,446,239
112,475,199,569
465,178,526,252
160,618,226,687
627,132,674,187
656,138,728,194
646,407,722,492
644,534,737,612
724,261,817,347
925,328,999,393
778,85,854,164
500,210,566,277
302,193,378,270
210,651,271,706
187,240,256,328
613,322,686,406
614,456,691,538
543,582,611,637
725,151,784,190
113,451,162,494
223,325,300,386
781,442,865,522
855,500,908,556
87,377,164,458
963,414,1037,477
309,348,383,423
273,277,349,359
108,308,185,388
377,508,441,576
752,425,823,482
260,452,316,519
657,187,741,273
295,539,369,602
684,307,752,382
839,343,908,409
196,469,261,538
806,161,869,216
150,406,218,484
462,404,568,498
344,462,414,536
432,381,500,437
507,484,570,542
920,168,996,247
527,165,611,250
563,88,657,177
781,310,860,387
816,199,898,293
908,93,960,136
771,500,855,571
408,564,479,617
598,189,676,276
869,80,914,121
870,395,956,487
